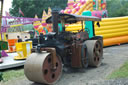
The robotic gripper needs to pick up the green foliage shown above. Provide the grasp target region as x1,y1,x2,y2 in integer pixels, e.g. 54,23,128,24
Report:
0,72,3,81
107,61,128,79
2,69,24,82
10,0,128,18
10,0,68,18
107,0,128,17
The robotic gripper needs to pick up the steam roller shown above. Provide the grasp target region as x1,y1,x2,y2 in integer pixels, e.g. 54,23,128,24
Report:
24,10,103,84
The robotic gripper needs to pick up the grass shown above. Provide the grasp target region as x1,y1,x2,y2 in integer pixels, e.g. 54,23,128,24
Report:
1,67,24,82
107,61,128,79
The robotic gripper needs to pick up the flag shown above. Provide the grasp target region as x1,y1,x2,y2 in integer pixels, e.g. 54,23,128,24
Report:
5,11,10,16
19,8,24,16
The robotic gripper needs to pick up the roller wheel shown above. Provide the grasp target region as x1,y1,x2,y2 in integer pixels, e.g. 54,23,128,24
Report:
84,40,103,67
24,52,62,84
91,36,103,45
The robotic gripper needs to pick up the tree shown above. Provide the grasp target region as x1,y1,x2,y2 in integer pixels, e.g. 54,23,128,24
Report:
10,0,68,18
106,0,128,17
10,0,128,18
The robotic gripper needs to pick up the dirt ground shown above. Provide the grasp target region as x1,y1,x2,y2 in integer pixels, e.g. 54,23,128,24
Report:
1,44,128,85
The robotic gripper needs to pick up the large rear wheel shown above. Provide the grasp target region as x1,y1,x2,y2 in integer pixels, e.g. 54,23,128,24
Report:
84,40,103,67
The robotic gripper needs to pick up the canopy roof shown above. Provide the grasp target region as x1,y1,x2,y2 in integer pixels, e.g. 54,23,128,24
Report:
46,13,101,24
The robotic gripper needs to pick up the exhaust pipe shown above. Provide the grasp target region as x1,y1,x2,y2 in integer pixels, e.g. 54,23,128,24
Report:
52,10,59,35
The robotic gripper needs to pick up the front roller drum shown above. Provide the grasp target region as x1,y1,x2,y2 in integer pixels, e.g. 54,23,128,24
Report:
24,52,62,84
84,40,103,67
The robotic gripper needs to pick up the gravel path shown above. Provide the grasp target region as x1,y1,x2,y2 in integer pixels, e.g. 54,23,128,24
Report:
1,44,128,85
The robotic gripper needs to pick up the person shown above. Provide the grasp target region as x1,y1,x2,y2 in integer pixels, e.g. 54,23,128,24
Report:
39,33,44,44
17,36,22,42
24,36,28,41
6,34,8,40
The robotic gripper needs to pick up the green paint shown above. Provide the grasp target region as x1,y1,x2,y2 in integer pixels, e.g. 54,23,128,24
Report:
101,0,104,3
58,23,62,32
23,24,34,31
35,30,39,35
82,11,94,38
0,41,8,50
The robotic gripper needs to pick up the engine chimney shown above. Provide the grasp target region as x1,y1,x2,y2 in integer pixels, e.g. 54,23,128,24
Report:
52,9,59,35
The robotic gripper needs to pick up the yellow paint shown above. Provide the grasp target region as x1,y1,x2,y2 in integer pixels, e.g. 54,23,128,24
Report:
90,0,93,11
33,14,41,26
95,16,128,40
66,27,83,31
0,35,1,40
95,20,128,27
48,7,52,17
42,10,48,23
66,24,85,31
10,24,23,28
4,33,7,41
98,16,128,22
95,24,128,31
98,0,101,10
101,31,128,39
95,27,128,35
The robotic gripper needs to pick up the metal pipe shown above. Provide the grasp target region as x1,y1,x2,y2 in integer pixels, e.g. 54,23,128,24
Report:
52,10,59,34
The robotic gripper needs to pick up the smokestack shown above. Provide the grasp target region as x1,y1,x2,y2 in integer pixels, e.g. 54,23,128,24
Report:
52,9,59,35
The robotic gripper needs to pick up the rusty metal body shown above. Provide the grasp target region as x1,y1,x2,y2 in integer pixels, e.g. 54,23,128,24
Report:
24,10,103,84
